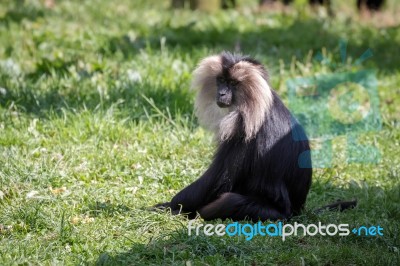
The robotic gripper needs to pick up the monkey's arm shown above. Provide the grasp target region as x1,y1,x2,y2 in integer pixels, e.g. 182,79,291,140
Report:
152,167,225,217
169,161,225,213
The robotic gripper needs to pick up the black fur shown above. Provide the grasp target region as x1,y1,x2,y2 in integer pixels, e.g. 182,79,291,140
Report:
155,54,312,222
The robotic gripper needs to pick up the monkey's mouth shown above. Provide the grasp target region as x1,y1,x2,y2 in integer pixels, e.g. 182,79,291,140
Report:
217,100,231,108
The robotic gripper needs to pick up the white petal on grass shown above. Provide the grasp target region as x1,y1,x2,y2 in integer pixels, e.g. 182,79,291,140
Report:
125,187,138,194
131,163,142,170
26,191,51,200
26,190,39,199
126,69,142,83
0,59,21,77
0,190,4,200
65,244,72,252
61,190,71,198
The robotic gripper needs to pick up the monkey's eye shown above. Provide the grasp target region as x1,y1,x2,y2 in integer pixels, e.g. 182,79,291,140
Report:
229,80,239,86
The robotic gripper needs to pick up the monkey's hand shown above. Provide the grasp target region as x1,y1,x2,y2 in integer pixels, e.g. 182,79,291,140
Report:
153,202,171,210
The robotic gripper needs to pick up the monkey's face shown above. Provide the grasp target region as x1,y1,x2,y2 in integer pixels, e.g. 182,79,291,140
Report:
192,52,273,141
216,76,238,108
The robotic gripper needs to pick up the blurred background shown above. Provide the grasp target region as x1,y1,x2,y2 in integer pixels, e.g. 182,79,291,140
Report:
0,0,399,117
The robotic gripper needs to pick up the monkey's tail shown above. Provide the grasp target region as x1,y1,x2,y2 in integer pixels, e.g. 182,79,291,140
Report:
313,199,357,214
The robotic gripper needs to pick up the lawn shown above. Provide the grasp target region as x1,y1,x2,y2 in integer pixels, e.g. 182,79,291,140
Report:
0,0,399,265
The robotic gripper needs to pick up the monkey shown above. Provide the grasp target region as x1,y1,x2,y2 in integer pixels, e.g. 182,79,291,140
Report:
154,52,356,222
155,52,311,222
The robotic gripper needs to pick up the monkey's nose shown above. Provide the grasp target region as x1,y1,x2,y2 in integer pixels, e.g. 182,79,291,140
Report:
219,92,226,96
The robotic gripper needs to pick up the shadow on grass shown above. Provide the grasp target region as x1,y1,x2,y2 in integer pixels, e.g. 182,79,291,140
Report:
95,229,257,265
0,3,47,26
94,182,399,265
100,18,400,73
84,201,132,218
0,77,194,121
1,17,399,119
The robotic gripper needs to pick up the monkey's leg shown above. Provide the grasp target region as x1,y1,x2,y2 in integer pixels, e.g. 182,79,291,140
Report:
169,166,229,213
198,192,289,222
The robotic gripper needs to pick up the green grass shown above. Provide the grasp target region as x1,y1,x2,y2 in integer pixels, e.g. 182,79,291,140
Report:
0,0,399,265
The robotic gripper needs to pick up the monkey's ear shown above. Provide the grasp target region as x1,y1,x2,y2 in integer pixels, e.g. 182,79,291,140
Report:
191,55,222,91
